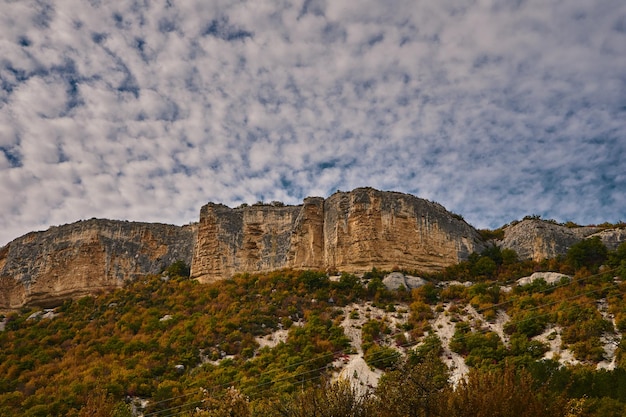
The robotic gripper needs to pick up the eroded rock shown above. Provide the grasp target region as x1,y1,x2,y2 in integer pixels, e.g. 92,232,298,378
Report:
191,188,485,282
0,219,197,309
516,272,571,286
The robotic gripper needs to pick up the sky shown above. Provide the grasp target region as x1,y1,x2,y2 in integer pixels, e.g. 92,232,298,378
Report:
1,0,625,246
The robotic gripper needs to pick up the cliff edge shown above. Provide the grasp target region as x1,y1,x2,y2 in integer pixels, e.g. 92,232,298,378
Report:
4,188,623,309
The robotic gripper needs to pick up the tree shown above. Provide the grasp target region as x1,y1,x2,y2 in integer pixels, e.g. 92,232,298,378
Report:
165,260,191,278
299,271,329,291
566,237,608,271
446,365,567,417
274,379,368,417
471,257,497,279
411,334,443,363
371,353,449,417
78,388,131,417
195,387,251,417
364,345,401,370
608,242,626,279
501,248,518,265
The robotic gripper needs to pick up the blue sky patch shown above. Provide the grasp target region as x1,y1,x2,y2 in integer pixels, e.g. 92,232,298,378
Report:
202,17,253,41
0,146,22,168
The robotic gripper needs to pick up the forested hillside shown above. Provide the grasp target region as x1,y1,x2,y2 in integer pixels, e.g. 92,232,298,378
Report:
1,239,626,416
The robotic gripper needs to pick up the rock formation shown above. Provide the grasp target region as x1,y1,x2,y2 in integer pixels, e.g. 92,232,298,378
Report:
2,188,624,309
498,219,625,261
190,202,303,282
516,272,571,286
498,220,599,261
0,219,197,309
191,188,486,282
591,228,626,251
382,272,428,291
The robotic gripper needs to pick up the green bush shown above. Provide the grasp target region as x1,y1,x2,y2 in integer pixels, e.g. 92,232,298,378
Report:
566,237,608,271
164,260,190,278
364,345,401,370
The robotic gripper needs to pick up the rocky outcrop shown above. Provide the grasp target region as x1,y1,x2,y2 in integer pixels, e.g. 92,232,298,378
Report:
498,219,626,261
589,228,626,251
498,220,599,261
321,189,484,274
382,272,428,291
0,219,197,309
190,203,303,281
516,272,571,286
191,188,486,282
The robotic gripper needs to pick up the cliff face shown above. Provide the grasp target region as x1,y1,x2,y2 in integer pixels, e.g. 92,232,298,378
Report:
498,219,625,261
191,188,486,282
191,203,303,281
0,219,197,309
321,189,484,274
498,220,599,261
590,228,626,251
5,188,623,309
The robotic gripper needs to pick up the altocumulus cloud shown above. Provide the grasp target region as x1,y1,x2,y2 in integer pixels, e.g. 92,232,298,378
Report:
0,0,625,245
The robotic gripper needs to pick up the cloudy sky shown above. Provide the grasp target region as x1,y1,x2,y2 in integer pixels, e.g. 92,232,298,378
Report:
1,0,625,245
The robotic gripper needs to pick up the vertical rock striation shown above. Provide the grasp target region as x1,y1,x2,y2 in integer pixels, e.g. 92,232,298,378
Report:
3,188,624,308
322,189,484,273
191,188,485,282
288,197,326,269
191,203,302,281
4,188,625,309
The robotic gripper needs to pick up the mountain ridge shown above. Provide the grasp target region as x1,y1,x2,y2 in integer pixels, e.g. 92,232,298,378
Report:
1,187,625,309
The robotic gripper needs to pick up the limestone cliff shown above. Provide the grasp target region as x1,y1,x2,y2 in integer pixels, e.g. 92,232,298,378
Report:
191,188,486,282
5,188,623,309
321,189,484,273
498,219,625,261
0,219,196,309
191,203,302,281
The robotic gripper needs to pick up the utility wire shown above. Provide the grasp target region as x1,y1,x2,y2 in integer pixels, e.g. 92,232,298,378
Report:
142,268,624,413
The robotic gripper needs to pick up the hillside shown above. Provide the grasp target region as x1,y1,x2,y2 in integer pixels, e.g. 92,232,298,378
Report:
1,237,626,416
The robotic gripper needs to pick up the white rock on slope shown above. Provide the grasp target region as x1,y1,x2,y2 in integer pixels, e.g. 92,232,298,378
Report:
383,272,428,291
516,272,570,286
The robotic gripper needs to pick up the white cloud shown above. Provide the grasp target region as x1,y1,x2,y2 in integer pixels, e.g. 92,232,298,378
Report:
0,0,625,245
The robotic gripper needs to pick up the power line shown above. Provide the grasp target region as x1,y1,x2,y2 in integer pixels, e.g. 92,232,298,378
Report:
139,268,624,413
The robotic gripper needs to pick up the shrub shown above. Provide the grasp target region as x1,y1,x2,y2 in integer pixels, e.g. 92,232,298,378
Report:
372,353,449,416
478,228,505,241
364,345,401,370
299,271,329,291
566,237,608,271
447,365,568,417
164,260,191,278
273,379,368,417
